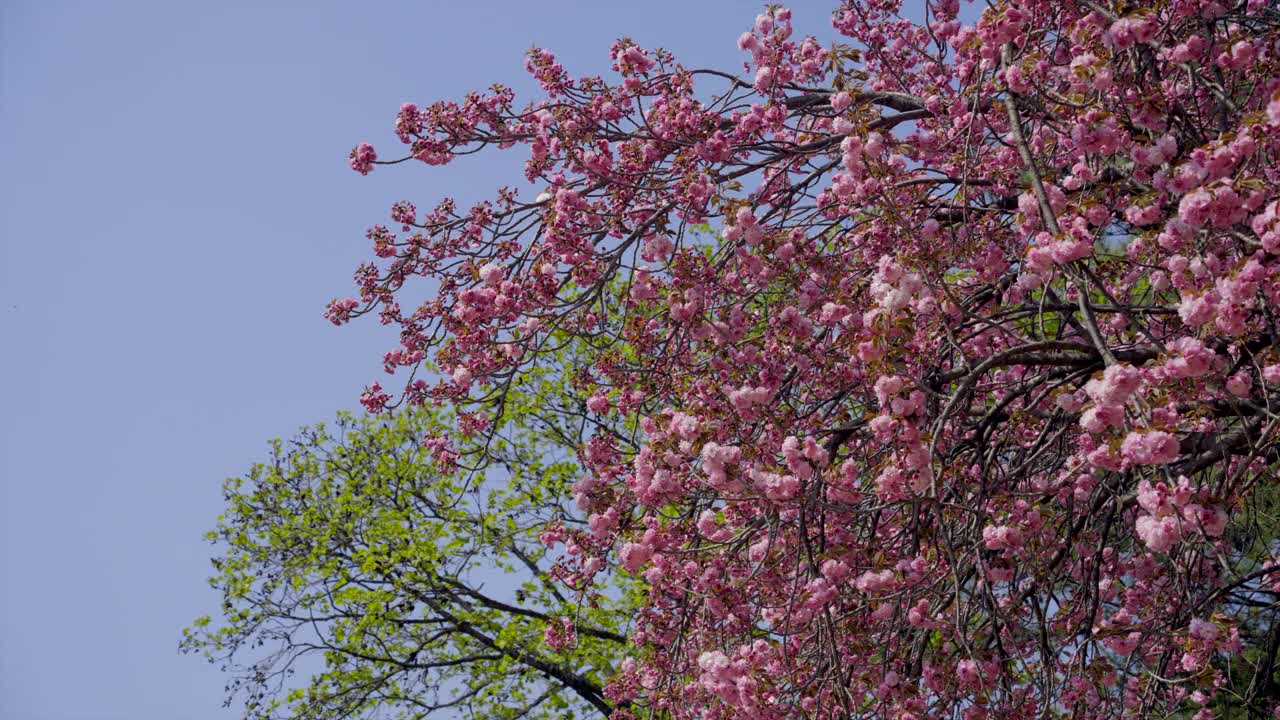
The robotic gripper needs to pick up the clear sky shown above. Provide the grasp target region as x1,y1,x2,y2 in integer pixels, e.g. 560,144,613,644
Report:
0,2,841,718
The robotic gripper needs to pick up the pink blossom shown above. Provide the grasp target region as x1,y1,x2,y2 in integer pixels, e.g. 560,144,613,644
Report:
451,366,474,389
1226,372,1252,398
1164,337,1217,378
758,471,800,501
324,297,359,326
820,559,850,584
1264,364,1280,385
586,393,610,414
588,507,619,539
956,658,981,687
1084,364,1142,408
1136,514,1183,552
478,263,503,285
854,568,896,594
982,524,1025,553
727,385,771,416
1183,504,1229,537
359,382,390,413
1178,291,1218,328
543,617,576,651
348,142,377,174
701,442,742,490
1121,430,1180,465
1138,479,1177,517
619,542,654,572
1080,404,1124,434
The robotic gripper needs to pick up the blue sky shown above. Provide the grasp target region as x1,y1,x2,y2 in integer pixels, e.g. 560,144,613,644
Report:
0,2,840,718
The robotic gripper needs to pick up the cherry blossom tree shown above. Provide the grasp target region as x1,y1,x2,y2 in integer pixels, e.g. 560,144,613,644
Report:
331,1,1280,717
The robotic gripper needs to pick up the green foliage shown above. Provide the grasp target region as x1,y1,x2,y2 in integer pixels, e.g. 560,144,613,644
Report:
183,392,636,719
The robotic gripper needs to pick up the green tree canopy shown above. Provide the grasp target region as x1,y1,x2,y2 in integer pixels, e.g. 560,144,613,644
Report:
183,387,639,719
